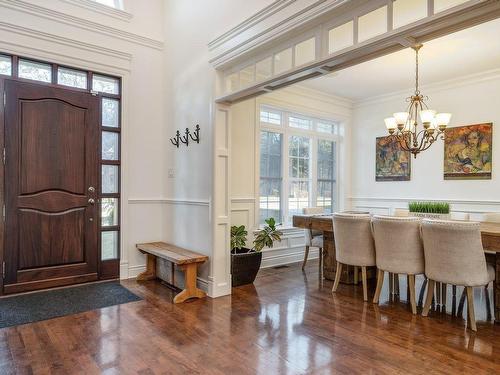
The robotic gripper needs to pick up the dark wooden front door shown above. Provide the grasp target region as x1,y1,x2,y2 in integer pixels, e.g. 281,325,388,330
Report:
3,80,100,294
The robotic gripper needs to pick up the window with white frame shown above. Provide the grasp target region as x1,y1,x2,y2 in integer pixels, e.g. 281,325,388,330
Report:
93,0,123,9
259,106,339,225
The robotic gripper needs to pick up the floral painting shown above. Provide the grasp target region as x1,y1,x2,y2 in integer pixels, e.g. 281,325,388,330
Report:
444,123,492,180
375,137,411,181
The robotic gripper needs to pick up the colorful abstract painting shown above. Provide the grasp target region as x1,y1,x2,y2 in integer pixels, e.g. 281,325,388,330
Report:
444,123,492,180
375,136,411,181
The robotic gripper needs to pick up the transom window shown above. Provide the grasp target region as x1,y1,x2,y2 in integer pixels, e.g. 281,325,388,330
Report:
93,0,124,9
259,106,340,224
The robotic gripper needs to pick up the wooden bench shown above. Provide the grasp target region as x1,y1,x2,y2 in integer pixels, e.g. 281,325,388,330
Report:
136,242,208,303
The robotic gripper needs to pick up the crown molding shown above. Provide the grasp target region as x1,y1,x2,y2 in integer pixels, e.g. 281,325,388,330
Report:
0,21,132,61
281,84,354,109
208,0,294,51
0,0,163,50
208,0,357,68
59,0,132,22
354,67,500,108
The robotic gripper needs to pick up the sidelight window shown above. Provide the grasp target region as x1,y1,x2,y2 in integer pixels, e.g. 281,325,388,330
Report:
0,55,11,76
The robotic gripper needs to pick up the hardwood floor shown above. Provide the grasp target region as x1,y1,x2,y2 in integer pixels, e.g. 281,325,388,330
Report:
1,261,500,374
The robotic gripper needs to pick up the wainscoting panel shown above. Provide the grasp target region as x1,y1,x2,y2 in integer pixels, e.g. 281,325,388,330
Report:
350,197,500,220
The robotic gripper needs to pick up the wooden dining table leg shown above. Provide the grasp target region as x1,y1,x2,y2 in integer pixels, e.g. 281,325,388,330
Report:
495,253,500,324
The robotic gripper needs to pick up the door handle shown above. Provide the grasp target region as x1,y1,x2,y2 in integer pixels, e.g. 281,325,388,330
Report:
88,186,95,193
88,198,95,205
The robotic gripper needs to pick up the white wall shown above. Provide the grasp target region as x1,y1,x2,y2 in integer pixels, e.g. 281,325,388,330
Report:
162,0,275,295
230,85,353,268
351,71,500,216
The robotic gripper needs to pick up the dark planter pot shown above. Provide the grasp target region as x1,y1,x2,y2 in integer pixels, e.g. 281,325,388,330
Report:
231,248,262,287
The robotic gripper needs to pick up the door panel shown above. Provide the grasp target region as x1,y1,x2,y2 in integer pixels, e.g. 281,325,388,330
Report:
18,208,85,269
3,80,99,294
20,99,86,195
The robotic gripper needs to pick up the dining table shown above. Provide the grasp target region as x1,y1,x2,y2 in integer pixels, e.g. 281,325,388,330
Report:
292,214,500,324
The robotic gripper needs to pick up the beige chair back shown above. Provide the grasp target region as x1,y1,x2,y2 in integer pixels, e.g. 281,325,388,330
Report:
450,211,470,221
421,219,490,287
332,213,375,267
303,207,325,246
476,212,500,223
371,216,424,275
393,208,409,217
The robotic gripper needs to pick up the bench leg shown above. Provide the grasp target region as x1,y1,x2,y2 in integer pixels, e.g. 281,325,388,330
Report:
137,254,157,281
174,263,206,303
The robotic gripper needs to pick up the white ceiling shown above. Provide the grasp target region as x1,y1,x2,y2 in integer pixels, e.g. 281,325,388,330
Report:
298,18,500,101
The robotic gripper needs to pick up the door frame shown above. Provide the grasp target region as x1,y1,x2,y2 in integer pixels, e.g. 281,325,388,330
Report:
0,53,126,295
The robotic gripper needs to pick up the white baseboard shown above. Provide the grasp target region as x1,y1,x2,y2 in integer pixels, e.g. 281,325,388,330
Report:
261,247,319,269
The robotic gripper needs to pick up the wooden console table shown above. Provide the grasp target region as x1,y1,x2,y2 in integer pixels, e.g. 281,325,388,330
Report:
293,214,500,323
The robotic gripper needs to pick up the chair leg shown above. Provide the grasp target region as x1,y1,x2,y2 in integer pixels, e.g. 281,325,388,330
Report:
441,283,447,312
389,272,394,296
394,274,400,296
436,282,441,306
418,277,428,308
422,279,436,317
318,248,324,281
332,262,342,293
361,266,368,302
452,285,457,316
302,245,310,270
354,266,359,285
457,288,466,318
485,284,492,321
466,286,477,332
373,269,384,304
408,274,417,315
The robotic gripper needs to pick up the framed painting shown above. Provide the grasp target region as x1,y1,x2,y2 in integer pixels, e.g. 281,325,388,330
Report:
444,123,492,180
375,136,411,181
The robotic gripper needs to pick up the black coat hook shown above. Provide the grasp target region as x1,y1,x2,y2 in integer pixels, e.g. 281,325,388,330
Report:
180,128,190,146
189,124,200,144
170,130,180,148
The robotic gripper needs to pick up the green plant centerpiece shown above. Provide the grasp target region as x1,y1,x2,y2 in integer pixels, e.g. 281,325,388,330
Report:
408,201,450,219
230,218,283,287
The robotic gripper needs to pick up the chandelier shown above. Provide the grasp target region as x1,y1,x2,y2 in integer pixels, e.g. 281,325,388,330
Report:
384,44,451,158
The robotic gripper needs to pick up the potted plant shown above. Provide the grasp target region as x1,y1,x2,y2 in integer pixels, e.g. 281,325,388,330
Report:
408,201,450,220
231,218,283,287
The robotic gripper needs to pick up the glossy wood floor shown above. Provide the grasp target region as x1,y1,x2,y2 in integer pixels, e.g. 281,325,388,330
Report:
1,261,500,374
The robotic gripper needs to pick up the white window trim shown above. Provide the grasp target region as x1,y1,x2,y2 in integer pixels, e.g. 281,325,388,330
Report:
258,105,341,225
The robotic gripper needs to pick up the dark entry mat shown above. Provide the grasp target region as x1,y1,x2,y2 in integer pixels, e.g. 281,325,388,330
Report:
0,282,141,329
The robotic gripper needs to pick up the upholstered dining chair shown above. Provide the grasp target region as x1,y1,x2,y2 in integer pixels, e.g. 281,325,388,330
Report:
302,207,325,276
421,220,495,331
371,216,424,314
332,213,376,301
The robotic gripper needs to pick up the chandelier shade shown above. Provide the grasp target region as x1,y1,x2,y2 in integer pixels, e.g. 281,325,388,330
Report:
383,44,452,158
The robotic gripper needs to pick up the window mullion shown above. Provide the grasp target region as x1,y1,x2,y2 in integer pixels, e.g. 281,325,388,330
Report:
283,131,290,224
311,136,317,209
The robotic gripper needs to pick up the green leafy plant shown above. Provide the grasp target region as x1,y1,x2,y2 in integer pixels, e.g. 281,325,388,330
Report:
253,218,283,252
230,225,248,251
408,201,450,214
